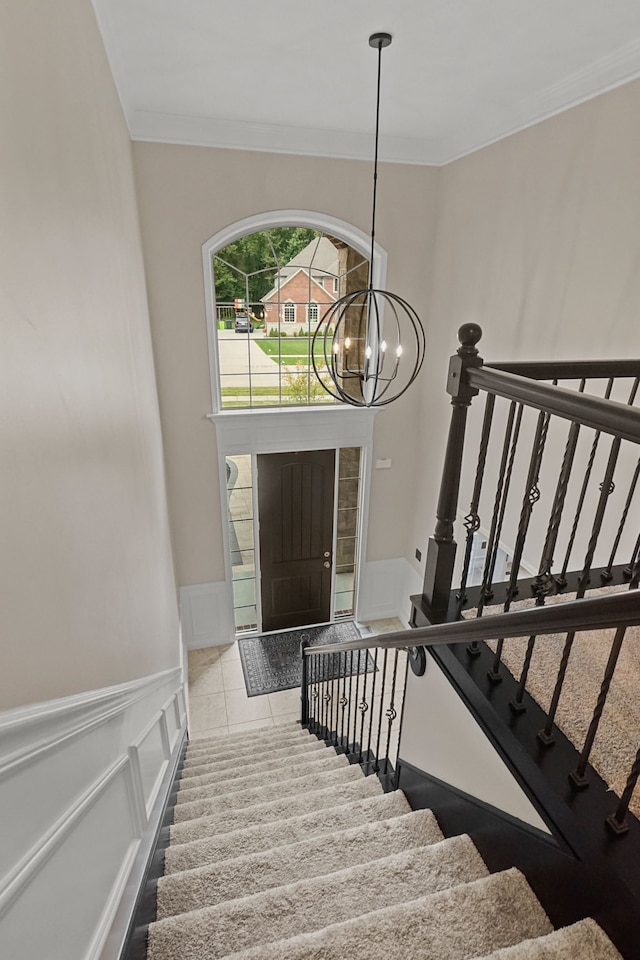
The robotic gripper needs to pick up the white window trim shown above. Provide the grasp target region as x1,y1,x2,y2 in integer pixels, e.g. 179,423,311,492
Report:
202,210,387,416
307,301,319,324
283,300,296,322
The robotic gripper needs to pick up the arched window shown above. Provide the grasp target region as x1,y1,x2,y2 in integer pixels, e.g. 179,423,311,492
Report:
203,211,386,412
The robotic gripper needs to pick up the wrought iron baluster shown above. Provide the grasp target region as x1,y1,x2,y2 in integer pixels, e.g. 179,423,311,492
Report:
607,749,640,836
310,654,320,734
604,557,640,827
601,455,640,582
351,648,362,755
457,393,496,614
511,406,586,712
322,652,329,736
345,650,354,756
535,390,585,596
510,598,545,715
323,653,332,740
339,650,348,749
328,652,337,743
539,431,624,745
393,653,411,789
358,649,371,764
366,648,379,768
384,650,400,776
467,401,520,657
301,640,310,726
374,649,389,773
569,625,628,788
489,407,550,681
556,378,614,587
624,533,640,580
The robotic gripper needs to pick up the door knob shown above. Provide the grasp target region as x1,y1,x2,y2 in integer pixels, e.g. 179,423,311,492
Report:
323,561,331,568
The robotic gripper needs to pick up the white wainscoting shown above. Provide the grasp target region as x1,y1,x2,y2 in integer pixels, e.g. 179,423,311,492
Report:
180,580,235,649
0,666,187,960
356,558,423,626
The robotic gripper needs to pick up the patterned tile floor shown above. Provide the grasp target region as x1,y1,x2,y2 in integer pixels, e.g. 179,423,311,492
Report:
187,618,405,740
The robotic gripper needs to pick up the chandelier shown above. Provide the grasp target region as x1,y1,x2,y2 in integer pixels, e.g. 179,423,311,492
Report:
312,33,426,407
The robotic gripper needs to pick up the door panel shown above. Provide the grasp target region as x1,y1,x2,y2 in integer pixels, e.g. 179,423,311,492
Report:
258,450,335,632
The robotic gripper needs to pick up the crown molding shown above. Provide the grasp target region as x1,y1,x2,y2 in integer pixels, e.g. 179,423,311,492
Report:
129,38,640,169
128,110,445,166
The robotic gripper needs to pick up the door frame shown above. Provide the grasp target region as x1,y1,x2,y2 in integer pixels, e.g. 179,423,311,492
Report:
213,406,377,635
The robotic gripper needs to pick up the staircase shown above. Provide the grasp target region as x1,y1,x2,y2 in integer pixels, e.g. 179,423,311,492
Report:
141,722,622,960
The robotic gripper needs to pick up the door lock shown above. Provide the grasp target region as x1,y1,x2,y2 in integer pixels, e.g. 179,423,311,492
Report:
324,551,331,558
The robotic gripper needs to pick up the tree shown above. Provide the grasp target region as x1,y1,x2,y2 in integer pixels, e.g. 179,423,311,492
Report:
213,228,319,303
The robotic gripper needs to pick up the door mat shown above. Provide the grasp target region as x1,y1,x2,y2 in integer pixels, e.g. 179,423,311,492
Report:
237,622,374,697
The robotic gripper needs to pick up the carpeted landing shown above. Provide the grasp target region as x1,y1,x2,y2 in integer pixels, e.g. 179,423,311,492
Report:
146,723,622,960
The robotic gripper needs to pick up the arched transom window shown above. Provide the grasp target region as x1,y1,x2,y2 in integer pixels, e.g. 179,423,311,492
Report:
211,227,369,410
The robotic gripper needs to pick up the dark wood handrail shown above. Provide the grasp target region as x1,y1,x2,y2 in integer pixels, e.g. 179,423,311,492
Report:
305,590,640,656
488,359,640,381
467,367,640,444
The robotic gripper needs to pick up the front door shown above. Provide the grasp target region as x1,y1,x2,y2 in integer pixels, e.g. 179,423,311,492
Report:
257,449,335,632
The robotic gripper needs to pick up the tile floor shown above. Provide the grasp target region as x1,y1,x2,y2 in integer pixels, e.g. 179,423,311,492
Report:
187,617,406,741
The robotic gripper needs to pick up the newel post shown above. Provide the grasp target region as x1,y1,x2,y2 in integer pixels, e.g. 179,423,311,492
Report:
420,323,483,622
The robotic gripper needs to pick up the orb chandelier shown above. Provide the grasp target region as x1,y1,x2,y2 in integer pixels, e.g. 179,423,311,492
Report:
312,33,426,408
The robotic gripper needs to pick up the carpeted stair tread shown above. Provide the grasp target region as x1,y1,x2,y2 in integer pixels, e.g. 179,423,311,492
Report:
181,738,326,776
164,789,411,874
149,834,489,960
184,735,319,770
156,808,443,918
172,763,364,824
469,918,623,959
168,775,382,845
187,723,307,754
177,750,348,798
211,868,551,960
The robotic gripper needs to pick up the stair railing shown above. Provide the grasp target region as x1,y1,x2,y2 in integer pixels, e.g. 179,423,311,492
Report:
414,325,640,630
301,588,640,829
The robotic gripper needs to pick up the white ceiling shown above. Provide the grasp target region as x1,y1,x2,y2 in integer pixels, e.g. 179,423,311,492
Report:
92,0,640,165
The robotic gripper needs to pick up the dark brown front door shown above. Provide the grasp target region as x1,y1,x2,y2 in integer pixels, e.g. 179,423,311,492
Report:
257,449,335,632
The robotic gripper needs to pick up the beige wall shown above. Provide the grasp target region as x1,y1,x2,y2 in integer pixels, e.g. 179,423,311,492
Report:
0,0,180,710
409,78,640,573
132,143,439,587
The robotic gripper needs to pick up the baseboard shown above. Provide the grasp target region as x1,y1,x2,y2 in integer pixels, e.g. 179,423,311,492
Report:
179,581,235,649
356,558,421,623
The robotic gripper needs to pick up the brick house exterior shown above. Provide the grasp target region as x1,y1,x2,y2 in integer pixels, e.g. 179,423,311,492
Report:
261,267,337,333
261,236,341,334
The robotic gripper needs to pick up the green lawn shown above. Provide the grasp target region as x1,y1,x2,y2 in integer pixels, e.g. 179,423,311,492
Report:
256,337,325,365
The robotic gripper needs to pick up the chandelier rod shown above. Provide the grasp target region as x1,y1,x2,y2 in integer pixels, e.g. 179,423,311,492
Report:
368,33,392,288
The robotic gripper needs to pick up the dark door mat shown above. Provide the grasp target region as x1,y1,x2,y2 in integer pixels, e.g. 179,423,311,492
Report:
238,622,374,697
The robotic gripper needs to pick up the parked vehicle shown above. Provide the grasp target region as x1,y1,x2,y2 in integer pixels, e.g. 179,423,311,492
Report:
234,314,253,333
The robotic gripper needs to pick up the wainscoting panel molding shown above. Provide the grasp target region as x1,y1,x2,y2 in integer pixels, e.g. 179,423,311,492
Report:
180,580,235,649
357,558,422,626
0,665,186,960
